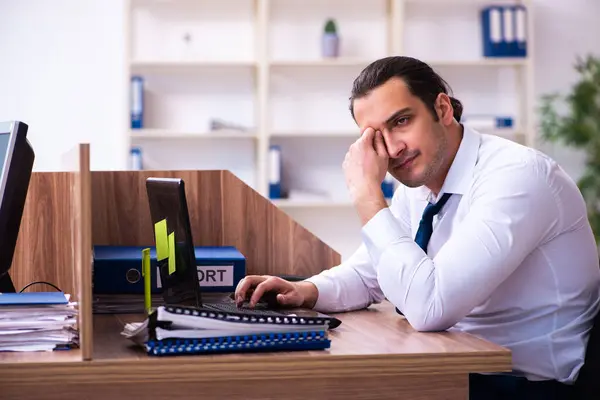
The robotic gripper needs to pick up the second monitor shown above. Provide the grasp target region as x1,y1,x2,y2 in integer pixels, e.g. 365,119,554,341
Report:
0,121,35,293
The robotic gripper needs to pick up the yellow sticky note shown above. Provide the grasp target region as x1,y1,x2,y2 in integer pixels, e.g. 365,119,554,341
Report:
168,231,176,275
141,248,151,315
154,219,168,261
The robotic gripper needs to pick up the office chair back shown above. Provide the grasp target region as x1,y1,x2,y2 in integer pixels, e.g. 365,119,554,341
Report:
574,297,600,398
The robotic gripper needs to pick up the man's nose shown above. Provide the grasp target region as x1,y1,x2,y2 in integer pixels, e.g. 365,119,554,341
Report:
383,133,405,159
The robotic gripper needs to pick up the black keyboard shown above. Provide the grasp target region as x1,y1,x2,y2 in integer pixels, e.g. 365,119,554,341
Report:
203,302,285,316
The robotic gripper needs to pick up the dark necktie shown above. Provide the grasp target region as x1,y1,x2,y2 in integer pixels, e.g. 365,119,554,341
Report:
414,193,453,252
396,192,452,315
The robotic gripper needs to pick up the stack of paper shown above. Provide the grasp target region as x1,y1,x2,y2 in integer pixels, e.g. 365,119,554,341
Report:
93,293,164,314
122,304,333,356
0,292,79,352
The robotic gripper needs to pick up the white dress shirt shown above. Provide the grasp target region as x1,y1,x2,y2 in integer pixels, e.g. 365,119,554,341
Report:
305,126,600,384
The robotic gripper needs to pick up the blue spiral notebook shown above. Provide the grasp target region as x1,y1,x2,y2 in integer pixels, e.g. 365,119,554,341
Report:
122,305,332,356
146,331,330,356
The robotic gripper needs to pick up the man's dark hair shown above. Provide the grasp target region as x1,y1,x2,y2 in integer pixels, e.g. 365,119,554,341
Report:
349,56,463,122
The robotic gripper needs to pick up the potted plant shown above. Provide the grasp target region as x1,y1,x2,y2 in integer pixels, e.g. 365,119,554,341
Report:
322,18,339,58
539,54,600,241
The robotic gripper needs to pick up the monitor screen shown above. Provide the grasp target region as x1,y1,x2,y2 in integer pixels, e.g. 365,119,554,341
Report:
146,177,202,308
0,121,34,293
0,122,17,204
0,133,10,166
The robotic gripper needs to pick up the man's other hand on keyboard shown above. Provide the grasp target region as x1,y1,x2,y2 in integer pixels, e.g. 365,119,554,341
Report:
234,275,319,309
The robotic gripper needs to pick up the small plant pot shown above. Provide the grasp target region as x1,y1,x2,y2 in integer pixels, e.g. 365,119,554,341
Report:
321,33,339,58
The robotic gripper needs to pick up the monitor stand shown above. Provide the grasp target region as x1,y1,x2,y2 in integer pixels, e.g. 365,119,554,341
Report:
0,272,15,293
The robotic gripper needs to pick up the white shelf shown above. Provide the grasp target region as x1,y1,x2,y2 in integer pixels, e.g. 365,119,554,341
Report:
476,129,526,143
130,60,256,73
270,131,358,138
272,199,354,208
130,129,257,140
272,198,393,209
125,0,535,259
270,128,524,141
269,57,528,69
426,58,529,67
269,58,373,68
406,0,531,3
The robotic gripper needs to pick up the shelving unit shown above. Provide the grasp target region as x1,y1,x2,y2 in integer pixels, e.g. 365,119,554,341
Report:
124,0,534,259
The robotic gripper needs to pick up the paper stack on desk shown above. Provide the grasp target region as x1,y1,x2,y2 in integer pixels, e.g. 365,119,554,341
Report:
0,292,79,352
122,304,331,356
93,293,164,314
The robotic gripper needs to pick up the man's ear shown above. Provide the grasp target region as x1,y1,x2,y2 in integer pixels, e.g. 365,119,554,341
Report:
435,93,454,125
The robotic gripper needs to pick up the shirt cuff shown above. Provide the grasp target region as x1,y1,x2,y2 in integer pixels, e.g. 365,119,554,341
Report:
361,206,411,265
303,272,341,312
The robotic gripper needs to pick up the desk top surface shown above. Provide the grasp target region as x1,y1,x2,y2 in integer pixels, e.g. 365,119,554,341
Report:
0,301,511,385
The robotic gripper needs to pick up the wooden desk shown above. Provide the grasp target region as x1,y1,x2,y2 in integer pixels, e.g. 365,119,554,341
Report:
0,301,511,400
0,151,511,399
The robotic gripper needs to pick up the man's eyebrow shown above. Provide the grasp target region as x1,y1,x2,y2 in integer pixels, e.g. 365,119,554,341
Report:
384,108,412,126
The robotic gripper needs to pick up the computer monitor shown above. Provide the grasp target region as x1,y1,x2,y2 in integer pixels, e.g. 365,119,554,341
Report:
0,121,35,293
145,177,202,308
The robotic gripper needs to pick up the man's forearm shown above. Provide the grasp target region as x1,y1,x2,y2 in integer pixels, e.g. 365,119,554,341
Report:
354,187,389,226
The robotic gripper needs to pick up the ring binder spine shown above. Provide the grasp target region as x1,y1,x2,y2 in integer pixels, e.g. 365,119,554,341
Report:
163,304,333,327
146,330,330,356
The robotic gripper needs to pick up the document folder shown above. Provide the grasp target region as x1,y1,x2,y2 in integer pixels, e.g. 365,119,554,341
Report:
122,304,332,356
481,4,528,58
0,291,69,305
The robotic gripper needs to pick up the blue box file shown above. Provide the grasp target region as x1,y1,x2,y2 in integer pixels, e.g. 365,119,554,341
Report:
269,145,282,199
461,115,514,130
130,76,144,129
481,5,527,58
513,5,527,57
93,245,246,295
481,6,505,57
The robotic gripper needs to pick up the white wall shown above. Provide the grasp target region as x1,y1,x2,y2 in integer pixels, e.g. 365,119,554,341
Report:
0,0,128,171
0,0,598,260
532,0,600,181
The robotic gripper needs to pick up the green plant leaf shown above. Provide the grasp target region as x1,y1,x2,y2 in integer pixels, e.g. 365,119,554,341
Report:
324,19,337,34
539,53,600,242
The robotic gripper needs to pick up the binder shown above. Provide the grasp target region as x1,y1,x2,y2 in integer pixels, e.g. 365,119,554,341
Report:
481,6,504,57
130,76,144,129
130,147,143,170
381,172,395,199
481,5,528,57
93,245,246,295
502,6,516,57
461,115,514,130
514,5,528,57
269,145,282,199
156,304,335,329
122,304,332,356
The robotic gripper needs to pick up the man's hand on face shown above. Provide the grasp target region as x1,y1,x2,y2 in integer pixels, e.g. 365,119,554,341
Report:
343,127,389,204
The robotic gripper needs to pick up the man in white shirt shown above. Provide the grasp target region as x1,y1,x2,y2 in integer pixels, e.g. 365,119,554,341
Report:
234,56,600,399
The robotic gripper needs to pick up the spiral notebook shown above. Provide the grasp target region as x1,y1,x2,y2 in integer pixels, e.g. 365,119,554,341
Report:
122,304,332,356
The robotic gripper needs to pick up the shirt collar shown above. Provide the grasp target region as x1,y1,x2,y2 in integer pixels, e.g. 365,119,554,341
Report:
414,125,481,202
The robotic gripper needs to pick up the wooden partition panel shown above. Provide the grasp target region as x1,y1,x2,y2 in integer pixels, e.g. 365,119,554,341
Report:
220,172,341,276
67,144,92,360
12,172,77,295
9,143,93,361
91,170,341,276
